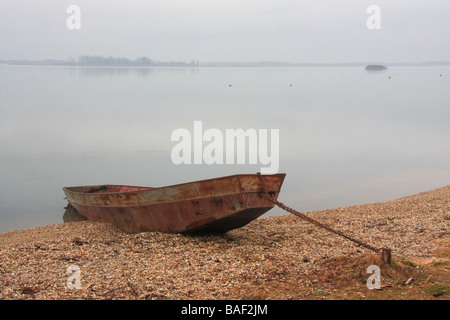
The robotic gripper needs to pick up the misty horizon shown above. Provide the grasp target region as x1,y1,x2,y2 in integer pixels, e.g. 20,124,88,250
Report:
2,55,450,68
1,1,449,64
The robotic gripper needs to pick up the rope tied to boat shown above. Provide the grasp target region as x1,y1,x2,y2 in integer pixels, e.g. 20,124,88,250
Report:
263,192,392,264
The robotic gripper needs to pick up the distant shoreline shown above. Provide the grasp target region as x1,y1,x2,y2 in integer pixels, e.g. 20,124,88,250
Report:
1,57,450,68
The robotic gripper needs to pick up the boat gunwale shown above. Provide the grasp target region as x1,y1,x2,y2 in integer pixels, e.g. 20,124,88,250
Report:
62,173,286,196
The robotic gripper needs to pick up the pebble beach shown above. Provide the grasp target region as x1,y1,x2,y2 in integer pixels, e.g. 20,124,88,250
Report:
0,185,448,300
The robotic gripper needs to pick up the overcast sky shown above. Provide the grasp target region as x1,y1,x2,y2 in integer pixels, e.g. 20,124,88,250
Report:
0,0,449,63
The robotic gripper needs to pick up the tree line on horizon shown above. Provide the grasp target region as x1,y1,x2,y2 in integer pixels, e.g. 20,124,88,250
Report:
64,56,200,67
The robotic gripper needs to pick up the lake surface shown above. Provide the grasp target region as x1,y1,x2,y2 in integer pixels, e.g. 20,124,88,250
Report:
0,65,449,233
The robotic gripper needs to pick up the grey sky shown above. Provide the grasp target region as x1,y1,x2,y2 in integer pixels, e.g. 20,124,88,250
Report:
0,0,449,63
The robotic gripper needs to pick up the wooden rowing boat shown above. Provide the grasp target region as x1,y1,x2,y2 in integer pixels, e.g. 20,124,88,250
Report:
62,173,286,233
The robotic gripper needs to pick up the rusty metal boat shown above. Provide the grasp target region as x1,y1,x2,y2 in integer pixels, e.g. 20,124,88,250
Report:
62,173,286,233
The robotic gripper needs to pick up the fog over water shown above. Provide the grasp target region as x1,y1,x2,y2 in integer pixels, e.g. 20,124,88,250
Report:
0,1,449,232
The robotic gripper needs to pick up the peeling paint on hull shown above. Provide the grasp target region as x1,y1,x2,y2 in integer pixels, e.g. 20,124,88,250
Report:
62,173,286,233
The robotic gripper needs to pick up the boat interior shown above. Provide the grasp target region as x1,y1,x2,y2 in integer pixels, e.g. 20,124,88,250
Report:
65,185,154,194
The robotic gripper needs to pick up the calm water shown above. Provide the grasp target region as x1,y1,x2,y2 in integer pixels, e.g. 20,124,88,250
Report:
0,65,449,233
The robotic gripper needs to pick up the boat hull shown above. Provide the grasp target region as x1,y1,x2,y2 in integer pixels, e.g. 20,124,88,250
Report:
62,173,286,233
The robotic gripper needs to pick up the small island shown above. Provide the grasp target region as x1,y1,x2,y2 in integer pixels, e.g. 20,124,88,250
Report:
365,64,388,70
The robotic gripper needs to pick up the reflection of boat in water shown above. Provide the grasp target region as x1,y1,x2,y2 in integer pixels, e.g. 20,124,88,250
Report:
62,173,286,234
63,203,88,223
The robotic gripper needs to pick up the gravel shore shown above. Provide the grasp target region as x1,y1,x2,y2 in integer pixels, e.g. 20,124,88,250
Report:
0,185,448,300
